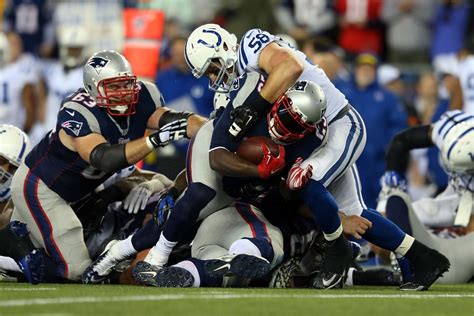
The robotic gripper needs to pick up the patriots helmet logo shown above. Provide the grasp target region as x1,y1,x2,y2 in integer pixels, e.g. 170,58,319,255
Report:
61,120,83,137
88,57,110,75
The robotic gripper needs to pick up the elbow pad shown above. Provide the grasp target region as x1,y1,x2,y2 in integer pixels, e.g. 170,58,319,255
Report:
385,125,433,173
89,143,129,174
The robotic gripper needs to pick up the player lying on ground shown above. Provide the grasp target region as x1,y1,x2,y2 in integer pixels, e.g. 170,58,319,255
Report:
378,110,474,284
0,50,207,284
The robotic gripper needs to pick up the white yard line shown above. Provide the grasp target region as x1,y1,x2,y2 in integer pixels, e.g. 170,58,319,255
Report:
0,293,473,307
0,287,57,291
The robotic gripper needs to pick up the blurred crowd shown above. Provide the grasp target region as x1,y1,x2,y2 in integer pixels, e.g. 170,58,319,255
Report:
0,0,473,209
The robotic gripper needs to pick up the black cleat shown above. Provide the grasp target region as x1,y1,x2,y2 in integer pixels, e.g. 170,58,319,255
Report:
269,257,301,288
132,261,163,286
155,266,194,288
400,248,450,291
312,234,352,290
204,254,271,280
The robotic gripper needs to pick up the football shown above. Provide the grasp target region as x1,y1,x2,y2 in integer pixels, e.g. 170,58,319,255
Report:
236,136,280,164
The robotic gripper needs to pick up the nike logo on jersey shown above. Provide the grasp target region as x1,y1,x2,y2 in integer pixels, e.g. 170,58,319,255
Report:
213,263,231,272
66,110,75,116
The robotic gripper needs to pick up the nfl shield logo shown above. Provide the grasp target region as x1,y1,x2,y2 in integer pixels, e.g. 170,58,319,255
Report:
88,57,110,75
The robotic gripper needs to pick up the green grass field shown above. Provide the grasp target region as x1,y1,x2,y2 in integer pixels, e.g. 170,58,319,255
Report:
0,283,473,315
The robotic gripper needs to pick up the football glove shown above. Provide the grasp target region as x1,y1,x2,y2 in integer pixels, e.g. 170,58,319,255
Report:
123,184,152,214
286,157,313,190
257,144,285,179
148,118,188,148
228,105,258,141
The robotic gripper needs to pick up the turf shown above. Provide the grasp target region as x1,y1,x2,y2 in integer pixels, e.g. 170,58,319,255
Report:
0,283,473,316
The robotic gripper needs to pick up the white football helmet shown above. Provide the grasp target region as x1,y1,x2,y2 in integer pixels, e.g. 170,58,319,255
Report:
0,32,10,67
441,120,474,174
57,25,88,68
185,24,238,93
0,124,31,199
268,81,328,144
83,50,140,116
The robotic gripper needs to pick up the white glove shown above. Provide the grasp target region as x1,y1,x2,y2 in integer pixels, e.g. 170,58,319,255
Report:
124,183,152,214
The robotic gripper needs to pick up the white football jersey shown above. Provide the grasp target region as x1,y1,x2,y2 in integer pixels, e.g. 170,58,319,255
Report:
457,56,474,114
237,28,348,122
41,61,84,132
0,54,39,128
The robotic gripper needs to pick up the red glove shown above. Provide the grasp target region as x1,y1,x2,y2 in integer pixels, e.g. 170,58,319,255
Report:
257,144,285,179
286,157,313,190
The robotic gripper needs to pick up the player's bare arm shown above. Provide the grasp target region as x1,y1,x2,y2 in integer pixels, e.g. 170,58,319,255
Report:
258,42,304,104
209,148,260,178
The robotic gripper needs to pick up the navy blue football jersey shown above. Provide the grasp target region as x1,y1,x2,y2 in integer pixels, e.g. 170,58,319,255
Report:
210,72,326,174
25,81,164,202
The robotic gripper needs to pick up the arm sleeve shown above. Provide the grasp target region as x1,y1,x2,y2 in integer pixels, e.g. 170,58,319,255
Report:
385,125,433,173
209,104,240,153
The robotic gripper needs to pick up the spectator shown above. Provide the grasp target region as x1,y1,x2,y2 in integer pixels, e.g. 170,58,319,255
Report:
302,37,349,82
335,0,384,58
411,72,450,198
273,0,337,42
381,0,434,63
0,32,39,133
3,0,54,57
28,25,88,145
456,36,474,114
378,64,419,125
431,0,469,68
336,53,407,208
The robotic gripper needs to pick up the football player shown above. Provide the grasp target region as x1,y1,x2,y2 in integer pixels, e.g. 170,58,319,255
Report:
0,124,31,279
6,50,207,284
0,32,38,133
379,110,474,284
29,26,88,145
176,24,449,290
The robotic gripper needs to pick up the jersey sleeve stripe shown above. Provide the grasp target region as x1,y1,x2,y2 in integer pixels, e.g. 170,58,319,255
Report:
438,112,463,136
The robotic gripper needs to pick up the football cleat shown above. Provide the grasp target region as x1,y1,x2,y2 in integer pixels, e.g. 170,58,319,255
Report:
312,234,352,290
204,254,271,280
82,240,122,284
132,261,164,286
400,248,450,291
269,257,301,288
154,266,194,288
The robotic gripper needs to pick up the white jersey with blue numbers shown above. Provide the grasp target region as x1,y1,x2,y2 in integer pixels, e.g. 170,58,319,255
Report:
431,110,474,149
237,28,348,122
0,54,39,128
41,61,84,134
458,56,474,114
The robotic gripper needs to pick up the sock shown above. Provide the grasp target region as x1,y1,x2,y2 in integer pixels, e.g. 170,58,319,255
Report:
145,232,177,267
116,236,137,259
345,267,356,286
187,257,222,287
300,180,342,239
361,208,407,251
131,219,162,251
173,260,201,287
394,235,415,256
229,237,274,263
385,195,413,235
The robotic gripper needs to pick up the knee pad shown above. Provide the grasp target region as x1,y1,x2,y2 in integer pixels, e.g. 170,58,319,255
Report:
0,221,35,261
18,249,62,284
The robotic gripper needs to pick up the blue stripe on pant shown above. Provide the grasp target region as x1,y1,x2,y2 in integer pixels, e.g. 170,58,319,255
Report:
234,202,269,240
23,171,67,278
